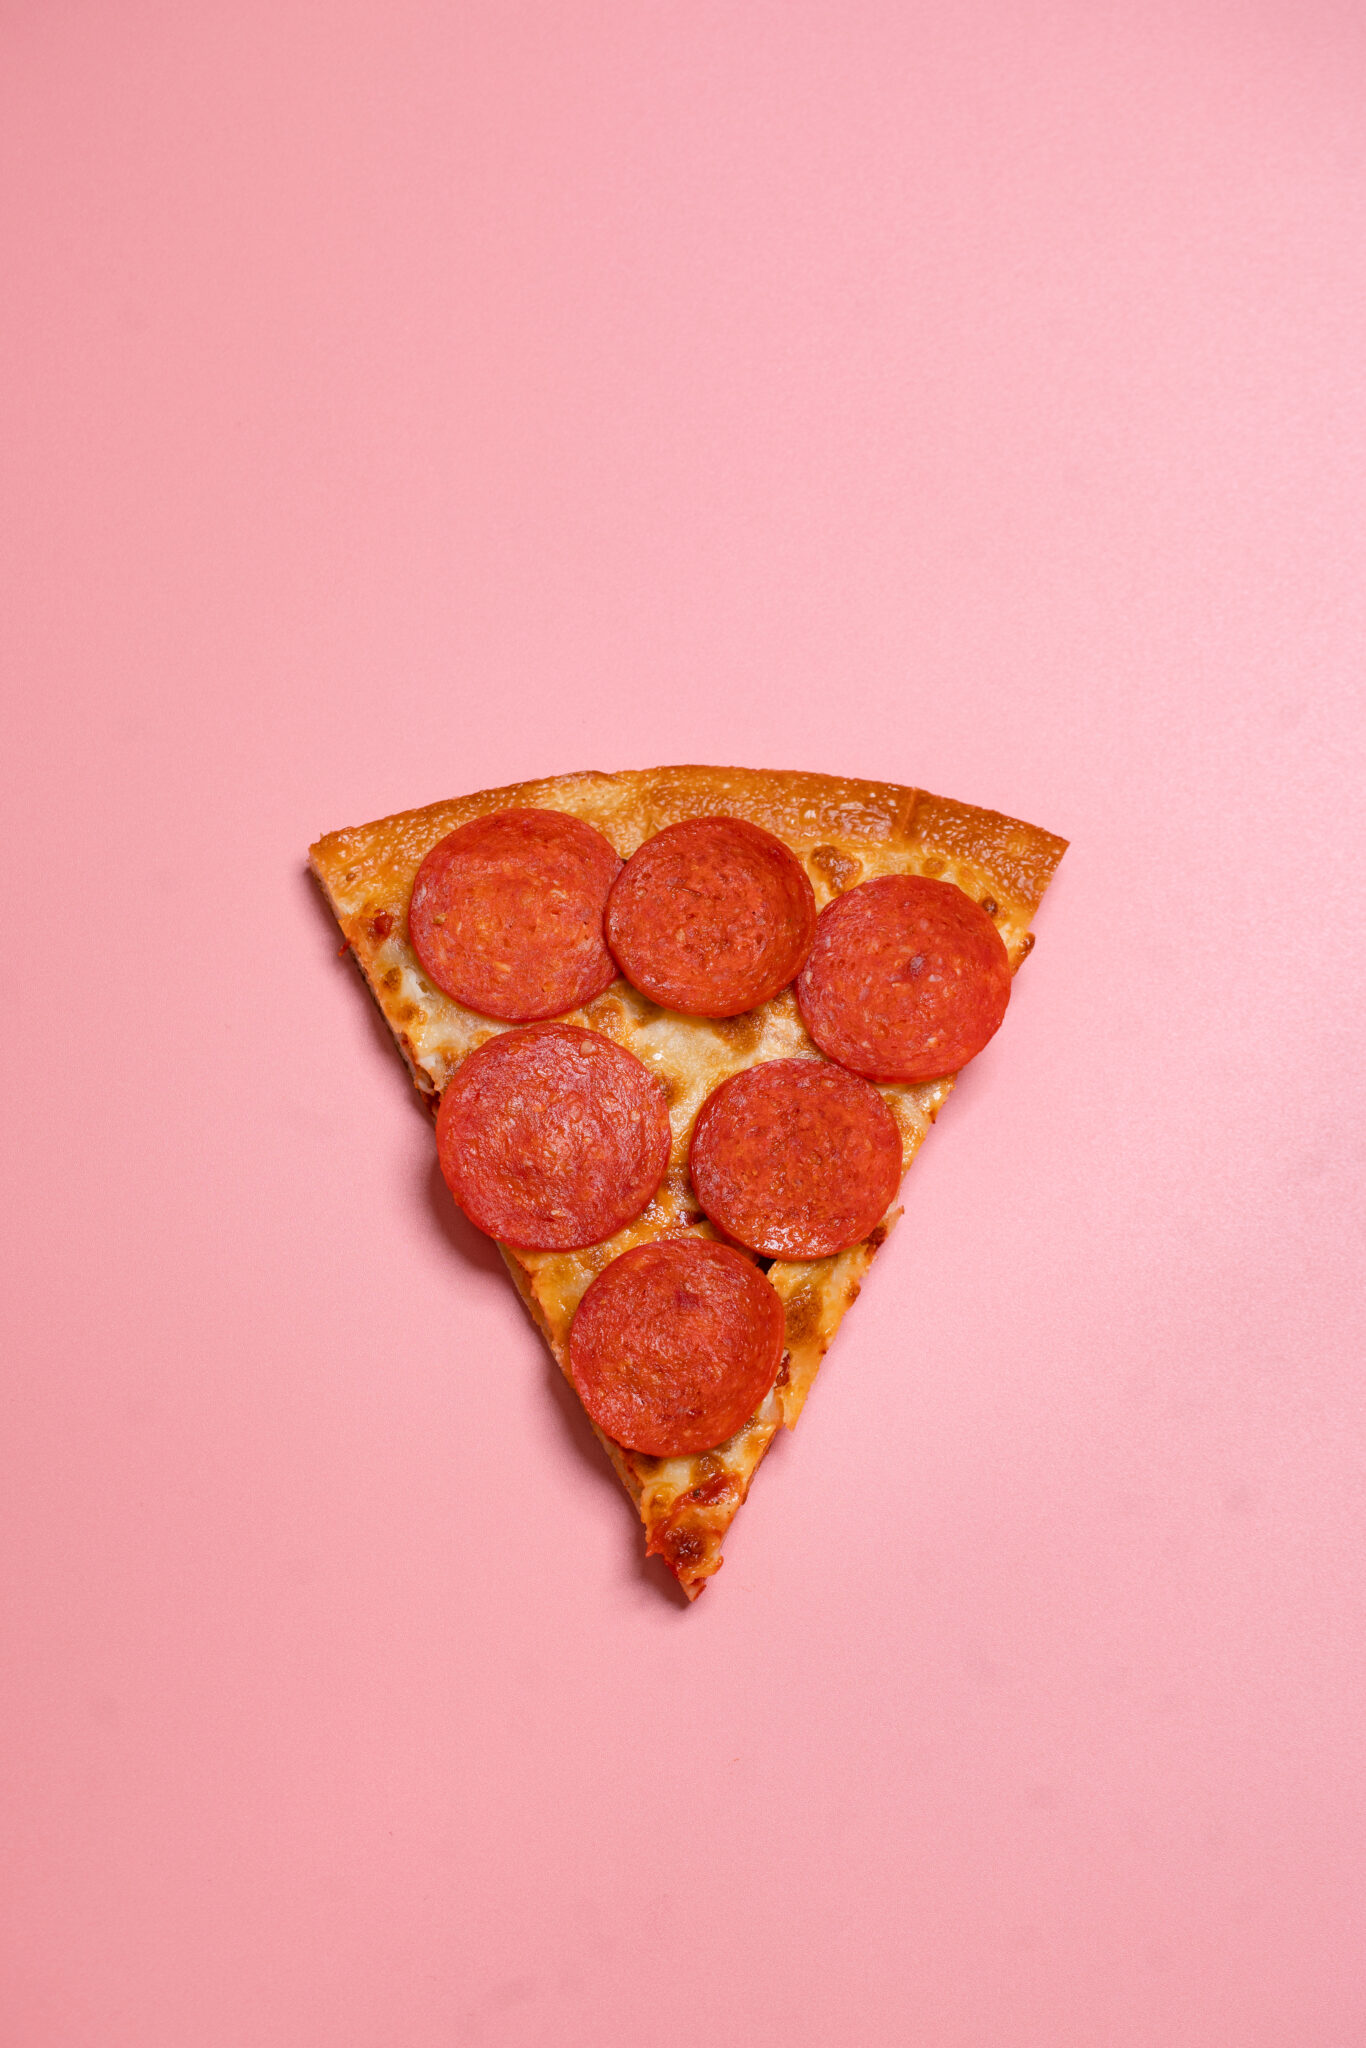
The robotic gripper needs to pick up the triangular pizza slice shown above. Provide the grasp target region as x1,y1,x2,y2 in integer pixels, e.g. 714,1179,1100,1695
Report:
310,765,1066,1599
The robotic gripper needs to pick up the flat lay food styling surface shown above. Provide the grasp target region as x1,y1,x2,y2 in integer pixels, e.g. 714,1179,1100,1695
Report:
311,765,1066,1598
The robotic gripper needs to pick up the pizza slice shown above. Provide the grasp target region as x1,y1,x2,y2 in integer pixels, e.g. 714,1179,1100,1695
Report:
310,765,1065,1599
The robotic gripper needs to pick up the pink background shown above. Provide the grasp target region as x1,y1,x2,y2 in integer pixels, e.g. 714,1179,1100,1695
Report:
4,3,1365,2043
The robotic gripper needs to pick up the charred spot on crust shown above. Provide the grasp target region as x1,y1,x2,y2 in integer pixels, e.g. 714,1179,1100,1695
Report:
381,967,401,991
775,1349,793,1388
1018,932,1036,958
809,843,863,894
980,897,999,917
648,1520,707,1571
784,1284,822,1345
370,909,395,941
866,1222,889,1250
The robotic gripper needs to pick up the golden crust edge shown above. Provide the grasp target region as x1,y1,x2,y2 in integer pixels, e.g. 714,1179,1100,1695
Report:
310,762,1067,915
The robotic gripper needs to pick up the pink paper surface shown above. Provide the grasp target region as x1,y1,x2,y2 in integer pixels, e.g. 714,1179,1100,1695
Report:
3,4,1365,2043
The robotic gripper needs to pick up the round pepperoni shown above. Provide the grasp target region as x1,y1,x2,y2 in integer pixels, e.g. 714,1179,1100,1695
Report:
435,1024,670,1251
689,1058,903,1259
796,874,1011,1083
409,807,621,1022
604,816,816,1017
568,1237,784,1456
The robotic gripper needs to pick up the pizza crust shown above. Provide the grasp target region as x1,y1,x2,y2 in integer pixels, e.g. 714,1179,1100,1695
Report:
310,765,1066,1597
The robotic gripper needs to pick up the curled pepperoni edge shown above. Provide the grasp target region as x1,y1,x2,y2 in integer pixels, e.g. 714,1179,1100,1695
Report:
796,873,1012,1084
435,1022,671,1252
567,1237,785,1457
409,806,622,1024
688,1057,904,1260
604,815,817,1018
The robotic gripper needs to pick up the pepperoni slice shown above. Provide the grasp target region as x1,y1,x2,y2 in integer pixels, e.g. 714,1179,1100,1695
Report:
796,874,1011,1083
435,1024,670,1251
410,807,621,1022
689,1058,903,1259
568,1237,784,1456
604,816,816,1017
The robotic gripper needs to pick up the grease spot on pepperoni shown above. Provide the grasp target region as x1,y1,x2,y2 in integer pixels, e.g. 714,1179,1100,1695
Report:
605,816,815,1017
410,807,621,1022
569,1238,784,1456
436,1023,670,1250
689,1059,903,1260
797,874,1011,1083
